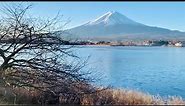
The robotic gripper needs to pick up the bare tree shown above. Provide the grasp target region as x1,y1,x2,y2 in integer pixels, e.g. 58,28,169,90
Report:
0,3,96,104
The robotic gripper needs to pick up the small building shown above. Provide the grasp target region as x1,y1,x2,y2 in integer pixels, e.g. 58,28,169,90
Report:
175,42,183,47
142,40,152,46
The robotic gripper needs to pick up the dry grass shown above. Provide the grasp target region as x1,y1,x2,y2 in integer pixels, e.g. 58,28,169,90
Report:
80,88,185,105
167,96,185,105
0,86,185,105
0,87,40,104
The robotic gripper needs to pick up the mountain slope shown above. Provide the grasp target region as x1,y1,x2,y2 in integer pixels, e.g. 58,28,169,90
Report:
84,11,143,26
65,11,185,41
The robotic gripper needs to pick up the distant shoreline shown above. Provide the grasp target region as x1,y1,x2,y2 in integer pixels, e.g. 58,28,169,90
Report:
68,40,185,47
73,44,184,47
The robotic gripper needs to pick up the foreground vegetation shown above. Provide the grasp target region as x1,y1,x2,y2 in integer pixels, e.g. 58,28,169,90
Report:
0,86,185,105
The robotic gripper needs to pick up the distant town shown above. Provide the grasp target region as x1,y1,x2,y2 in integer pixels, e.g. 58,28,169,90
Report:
1,36,184,47
68,40,185,47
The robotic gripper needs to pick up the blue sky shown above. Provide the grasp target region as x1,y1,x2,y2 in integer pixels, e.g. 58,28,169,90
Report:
0,2,185,31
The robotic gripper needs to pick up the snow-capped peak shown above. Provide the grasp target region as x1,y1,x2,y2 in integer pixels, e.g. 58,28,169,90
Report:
85,11,142,26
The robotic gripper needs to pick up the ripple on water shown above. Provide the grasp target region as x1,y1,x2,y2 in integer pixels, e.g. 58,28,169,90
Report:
76,46,185,98
171,87,185,92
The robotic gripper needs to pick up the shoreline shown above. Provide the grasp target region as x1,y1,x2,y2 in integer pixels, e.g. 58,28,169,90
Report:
73,44,184,47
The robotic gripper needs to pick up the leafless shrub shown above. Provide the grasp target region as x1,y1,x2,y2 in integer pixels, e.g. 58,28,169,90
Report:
0,3,96,104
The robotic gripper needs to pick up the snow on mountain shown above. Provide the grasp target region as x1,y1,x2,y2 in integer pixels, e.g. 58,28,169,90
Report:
84,11,143,26
64,11,185,41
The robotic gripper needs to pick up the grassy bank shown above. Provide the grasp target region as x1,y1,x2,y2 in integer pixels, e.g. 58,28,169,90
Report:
81,88,185,105
0,87,185,105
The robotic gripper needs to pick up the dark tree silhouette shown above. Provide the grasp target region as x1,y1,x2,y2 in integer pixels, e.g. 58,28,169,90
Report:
0,3,96,104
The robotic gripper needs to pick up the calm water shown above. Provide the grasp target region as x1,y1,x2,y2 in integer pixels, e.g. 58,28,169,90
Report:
73,46,185,98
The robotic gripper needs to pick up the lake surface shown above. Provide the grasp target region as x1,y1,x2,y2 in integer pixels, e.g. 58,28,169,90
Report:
73,46,185,98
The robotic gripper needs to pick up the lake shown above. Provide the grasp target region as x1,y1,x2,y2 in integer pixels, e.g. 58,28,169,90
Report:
73,46,185,98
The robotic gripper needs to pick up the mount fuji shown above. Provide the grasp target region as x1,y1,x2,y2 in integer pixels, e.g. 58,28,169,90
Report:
64,11,185,41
